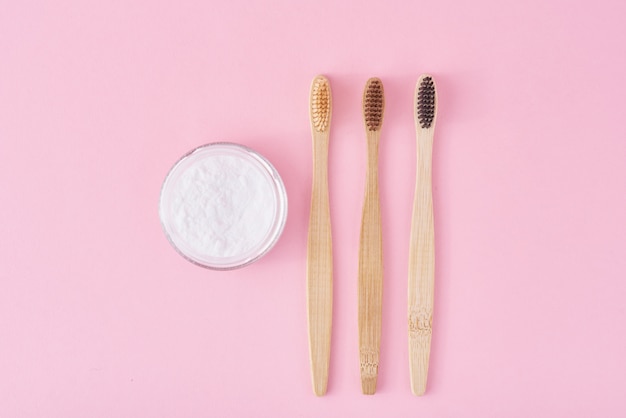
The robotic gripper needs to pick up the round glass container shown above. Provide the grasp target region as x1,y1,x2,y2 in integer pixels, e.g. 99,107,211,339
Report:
159,142,288,270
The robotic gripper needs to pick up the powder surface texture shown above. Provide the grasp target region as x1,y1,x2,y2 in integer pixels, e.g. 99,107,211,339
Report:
169,154,276,258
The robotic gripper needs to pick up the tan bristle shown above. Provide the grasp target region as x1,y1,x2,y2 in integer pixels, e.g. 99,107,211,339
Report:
416,75,436,129
310,76,331,133
363,78,384,132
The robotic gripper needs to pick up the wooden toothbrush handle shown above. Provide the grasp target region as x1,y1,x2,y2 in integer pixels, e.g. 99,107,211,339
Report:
408,135,435,396
306,134,333,396
358,134,383,395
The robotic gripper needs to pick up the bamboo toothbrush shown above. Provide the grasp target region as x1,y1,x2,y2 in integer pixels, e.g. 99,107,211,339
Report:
408,74,438,396
358,77,385,395
307,75,333,396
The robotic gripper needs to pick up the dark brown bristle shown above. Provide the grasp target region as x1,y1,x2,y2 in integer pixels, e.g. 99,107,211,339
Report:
363,78,384,131
417,76,436,129
311,77,331,132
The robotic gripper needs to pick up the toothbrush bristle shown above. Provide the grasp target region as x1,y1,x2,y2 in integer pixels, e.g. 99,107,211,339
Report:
311,76,331,133
417,76,436,129
364,78,384,132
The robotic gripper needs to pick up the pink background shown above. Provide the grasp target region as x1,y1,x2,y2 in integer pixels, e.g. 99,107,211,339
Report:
1,0,626,416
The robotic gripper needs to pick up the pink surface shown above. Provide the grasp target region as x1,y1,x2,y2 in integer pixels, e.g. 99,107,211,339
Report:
1,0,626,416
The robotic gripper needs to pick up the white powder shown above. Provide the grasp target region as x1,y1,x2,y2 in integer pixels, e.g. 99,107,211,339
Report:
168,153,276,259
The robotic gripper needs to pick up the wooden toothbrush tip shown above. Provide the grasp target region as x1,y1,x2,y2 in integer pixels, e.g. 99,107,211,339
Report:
313,381,327,397
411,383,426,396
361,377,377,395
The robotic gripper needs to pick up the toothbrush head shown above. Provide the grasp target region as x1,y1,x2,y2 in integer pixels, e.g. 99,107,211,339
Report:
363,78,385,132
310,75,331,133
416,75,437,129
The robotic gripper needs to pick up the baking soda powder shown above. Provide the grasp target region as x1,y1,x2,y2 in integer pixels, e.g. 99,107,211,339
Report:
156,139,292,273
170,154,276,258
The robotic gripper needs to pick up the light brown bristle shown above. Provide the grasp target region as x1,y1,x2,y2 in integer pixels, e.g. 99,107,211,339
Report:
310,76,331,133
416,75,436,129
363,78,384,132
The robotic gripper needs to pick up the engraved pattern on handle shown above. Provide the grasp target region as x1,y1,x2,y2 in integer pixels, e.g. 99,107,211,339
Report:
359,348,379,378
409,308,433,338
